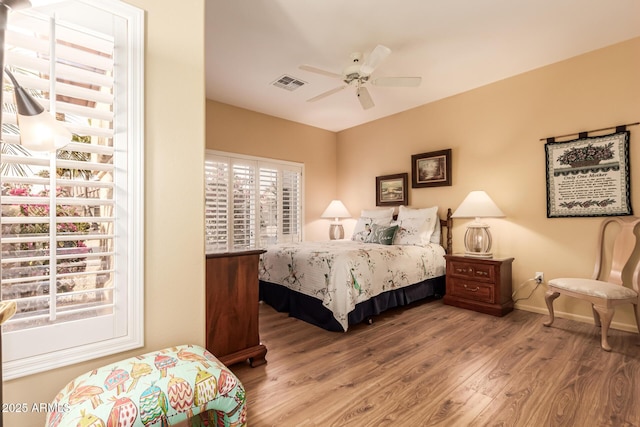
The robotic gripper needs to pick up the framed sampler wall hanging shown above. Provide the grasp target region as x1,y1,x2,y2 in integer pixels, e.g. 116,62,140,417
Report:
545,130,631,218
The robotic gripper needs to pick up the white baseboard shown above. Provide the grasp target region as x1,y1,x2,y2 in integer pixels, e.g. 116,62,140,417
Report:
514,303,639,333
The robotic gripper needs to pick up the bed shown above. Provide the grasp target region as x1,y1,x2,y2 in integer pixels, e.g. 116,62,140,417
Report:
259,206,452,331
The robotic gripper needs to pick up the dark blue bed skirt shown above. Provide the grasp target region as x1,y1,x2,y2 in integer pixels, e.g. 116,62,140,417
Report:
259,275,446,332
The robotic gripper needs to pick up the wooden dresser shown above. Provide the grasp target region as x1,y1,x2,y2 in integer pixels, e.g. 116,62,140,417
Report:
443,254,514,316
205,249,267,367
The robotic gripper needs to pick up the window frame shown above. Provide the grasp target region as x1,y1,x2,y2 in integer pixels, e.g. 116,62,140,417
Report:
205,150,304,254
1,0,145,380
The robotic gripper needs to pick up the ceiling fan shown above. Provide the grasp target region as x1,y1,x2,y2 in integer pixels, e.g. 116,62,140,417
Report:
299,45,421,110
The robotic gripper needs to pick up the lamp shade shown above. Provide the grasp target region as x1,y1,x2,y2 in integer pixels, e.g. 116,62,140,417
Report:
452,191,504,258
321,200,351,220
321,200,350,240
5,68,72,151
451,191,505,219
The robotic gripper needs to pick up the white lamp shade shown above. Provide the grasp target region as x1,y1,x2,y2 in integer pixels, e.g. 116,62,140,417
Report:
17,111,72,151
452,190,504,258
5,68,72,151
321,200,351,220
451,191,505,218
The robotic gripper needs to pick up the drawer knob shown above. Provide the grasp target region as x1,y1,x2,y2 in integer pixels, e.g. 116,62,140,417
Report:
475,271,488,277
463,284,479,292
455,267,467,273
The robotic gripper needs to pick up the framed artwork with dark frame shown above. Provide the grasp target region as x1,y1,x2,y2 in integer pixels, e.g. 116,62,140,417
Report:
411,149,452,188
376,173,408,206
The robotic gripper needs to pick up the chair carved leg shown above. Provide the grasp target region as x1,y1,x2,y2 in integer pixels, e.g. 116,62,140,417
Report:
592,305,613,351
633,303,640,346
592,305,602,327
543,290,560,327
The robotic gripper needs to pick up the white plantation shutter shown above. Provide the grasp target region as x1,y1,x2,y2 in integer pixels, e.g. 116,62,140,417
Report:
0,1,144,379
260,163,302,245
205,158,229,253
231,160,257,250
280,167,302,242
259,166,278,245
205,151,303,253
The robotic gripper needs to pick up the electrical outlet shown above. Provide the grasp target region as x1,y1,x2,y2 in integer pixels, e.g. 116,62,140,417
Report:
535,272,544,284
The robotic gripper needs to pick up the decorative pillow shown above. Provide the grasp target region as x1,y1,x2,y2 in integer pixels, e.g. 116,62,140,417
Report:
365,224,399,245
393,205,439,246
351,207,395,242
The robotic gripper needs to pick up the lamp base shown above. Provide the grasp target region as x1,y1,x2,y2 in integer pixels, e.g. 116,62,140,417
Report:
463,223,494,259
328,224,344,240
464,250,493,259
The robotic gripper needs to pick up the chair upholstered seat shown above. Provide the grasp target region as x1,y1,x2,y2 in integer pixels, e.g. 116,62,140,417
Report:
549,278,638,300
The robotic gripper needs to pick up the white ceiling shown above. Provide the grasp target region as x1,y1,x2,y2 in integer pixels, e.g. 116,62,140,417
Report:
205,0,640,133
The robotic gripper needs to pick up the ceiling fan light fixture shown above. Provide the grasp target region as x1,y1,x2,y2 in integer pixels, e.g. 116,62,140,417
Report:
349,52,363,62
300,44,421,110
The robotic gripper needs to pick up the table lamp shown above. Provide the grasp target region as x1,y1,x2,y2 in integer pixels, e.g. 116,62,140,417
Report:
451,191,505,258
321,200,350,240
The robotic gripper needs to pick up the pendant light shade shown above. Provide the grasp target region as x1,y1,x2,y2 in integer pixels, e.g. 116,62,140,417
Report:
5,68,72,151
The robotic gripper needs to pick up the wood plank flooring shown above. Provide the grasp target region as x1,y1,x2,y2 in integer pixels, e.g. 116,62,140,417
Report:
230,300,640,426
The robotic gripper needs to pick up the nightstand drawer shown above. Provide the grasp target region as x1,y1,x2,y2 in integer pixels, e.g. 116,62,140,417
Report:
444,255,514,316
448,260,495,282
449,278,494,303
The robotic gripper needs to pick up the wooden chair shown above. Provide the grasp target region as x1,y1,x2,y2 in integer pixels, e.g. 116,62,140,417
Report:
543,216,640,351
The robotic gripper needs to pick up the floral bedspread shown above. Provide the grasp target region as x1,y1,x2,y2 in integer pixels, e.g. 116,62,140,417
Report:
46,344,246,427
259,240,446,331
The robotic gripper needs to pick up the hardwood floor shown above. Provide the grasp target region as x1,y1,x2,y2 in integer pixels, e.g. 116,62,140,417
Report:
230,300,640,426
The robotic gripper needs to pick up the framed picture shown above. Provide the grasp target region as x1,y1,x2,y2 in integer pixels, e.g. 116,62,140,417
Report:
411,149,452,188
545,131,632,218
376,173,408,206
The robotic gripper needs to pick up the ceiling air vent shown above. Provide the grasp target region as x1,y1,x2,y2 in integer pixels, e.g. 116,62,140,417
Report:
272,75,307,91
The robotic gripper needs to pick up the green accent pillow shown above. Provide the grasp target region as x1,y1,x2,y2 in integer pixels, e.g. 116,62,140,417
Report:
365,224,399,245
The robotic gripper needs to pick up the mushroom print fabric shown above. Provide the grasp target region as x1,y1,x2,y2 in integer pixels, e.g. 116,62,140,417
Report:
45,344,247,427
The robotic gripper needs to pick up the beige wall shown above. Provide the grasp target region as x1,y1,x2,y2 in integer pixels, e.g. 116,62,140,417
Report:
5,1,206,425
206,101,337,241
337,37,640,330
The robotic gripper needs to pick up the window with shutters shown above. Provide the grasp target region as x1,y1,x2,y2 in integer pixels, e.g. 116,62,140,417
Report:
0,1,144,379
205,151,303,253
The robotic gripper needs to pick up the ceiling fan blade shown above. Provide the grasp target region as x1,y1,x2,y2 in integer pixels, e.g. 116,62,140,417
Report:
360,44,392,75
356,86,374,110
372,76,422,87
307,85,347,102
299,65,342,79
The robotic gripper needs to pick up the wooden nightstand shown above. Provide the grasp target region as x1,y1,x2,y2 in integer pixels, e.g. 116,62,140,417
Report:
443,254,514,316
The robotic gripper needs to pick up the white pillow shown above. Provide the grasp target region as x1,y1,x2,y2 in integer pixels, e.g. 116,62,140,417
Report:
393,205,438,246
351,207,395,242
431,218,441,244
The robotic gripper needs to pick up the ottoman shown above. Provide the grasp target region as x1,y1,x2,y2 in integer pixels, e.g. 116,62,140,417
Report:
45,344,246,427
